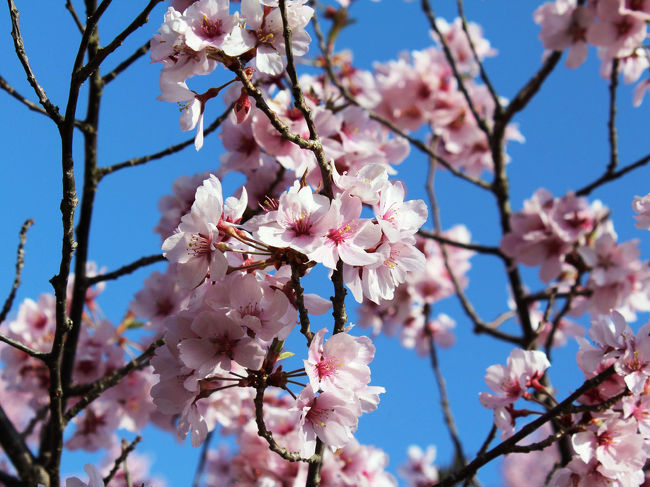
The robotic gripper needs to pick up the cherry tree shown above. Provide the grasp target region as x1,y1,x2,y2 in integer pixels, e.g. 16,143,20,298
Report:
0,0,649,486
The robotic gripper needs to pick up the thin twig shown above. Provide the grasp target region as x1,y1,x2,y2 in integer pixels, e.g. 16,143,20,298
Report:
0,219,34,323
192,430,214,487
427,158,521,345
65,0,85,33
497,51,562,128
7,0,63,123
455,0,500,110
20,405,49,440
103,40,150,85
422,0,491,139
63,338,165,422
74,0,163,84
98,105,233,177
85,254,164,285
102,436,142,485
0,74,48,116
0,334,46,360
418,229,505,259
424,303,467,469
606,59,619,174
575,153,650,197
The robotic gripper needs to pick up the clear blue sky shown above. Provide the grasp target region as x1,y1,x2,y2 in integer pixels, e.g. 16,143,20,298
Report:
1,1,648,485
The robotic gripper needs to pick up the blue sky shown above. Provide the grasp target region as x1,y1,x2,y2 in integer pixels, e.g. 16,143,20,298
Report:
1,0,649,485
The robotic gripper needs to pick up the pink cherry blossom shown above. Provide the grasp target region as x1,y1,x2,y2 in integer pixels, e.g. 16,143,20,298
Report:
304,328,374,394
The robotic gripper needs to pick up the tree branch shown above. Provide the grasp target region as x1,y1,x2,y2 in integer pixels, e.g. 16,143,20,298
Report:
6,0,63,123
427,159,521,345
424,303,467,468
74,0,163,84
606,59,619,174
103,40,150,85
436,366,615,486
102,436,142,485
455,0,500,110
421,0,491,139
418,229,505,259
575,152,650,197
63,338,164,422
0,218,34,324
98,105,233,178
65,0,85,34
85,254,164,286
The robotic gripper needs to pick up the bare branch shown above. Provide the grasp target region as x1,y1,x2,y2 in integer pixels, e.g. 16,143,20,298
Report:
455,0,500,110
103,40,150,85
0,471,21,487
0,334,46,360
575,153,650,197
606,59,619,173
0,74,48,116
427,159,521,345
192,430,214,487
103,436,142,486
421,0,492,139
424,303,467,468
418,229,505,259
85,254,164,286
65,0,85,33
74,0,163,84
20,405,49,440
6,0,62,123
497,51,562,128
98,105,233,178
0,405,47,485
0,218,34,323
63,338,165,422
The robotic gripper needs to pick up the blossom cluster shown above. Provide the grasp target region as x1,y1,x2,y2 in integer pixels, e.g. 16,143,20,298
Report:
480,312,650,486
357,226,474,356
534,0,650,106
0,270,163,485
502,188,650,319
